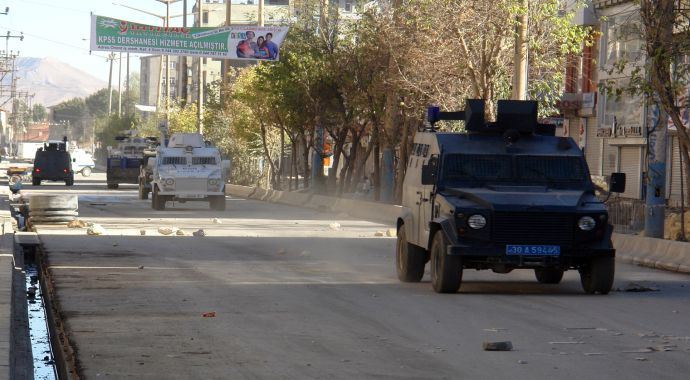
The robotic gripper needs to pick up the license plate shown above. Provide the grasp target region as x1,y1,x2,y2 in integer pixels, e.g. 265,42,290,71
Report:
506,245,560,256
180,194,204,199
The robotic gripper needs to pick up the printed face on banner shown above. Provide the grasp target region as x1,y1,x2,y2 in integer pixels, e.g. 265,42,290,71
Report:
90,15,288,61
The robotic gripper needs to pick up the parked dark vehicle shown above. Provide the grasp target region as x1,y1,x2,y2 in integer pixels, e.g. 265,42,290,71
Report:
396,100,626,294
32,142,74,186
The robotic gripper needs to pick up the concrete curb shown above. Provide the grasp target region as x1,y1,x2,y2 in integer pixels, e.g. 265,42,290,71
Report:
613,233,690,274
0,196,14,380
225,185,396,224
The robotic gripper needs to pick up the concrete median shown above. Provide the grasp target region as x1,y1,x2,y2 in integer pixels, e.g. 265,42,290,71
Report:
224,184,256,199
613,233,690,274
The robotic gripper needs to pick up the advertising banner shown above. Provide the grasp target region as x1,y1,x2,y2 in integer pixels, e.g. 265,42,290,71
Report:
90,14,288,60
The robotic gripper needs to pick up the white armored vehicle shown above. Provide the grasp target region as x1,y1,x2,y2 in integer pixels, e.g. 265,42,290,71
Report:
141,133,226,211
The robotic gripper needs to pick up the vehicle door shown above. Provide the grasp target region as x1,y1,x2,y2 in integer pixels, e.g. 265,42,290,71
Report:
418,153,438,249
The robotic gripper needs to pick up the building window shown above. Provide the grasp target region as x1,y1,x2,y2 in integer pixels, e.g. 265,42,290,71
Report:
345,1,353,12
602,13,642,67
202,11,208,24
170,61,177,70
600,80,643,136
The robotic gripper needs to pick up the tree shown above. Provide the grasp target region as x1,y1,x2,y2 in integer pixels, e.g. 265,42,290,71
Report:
32,104,47,122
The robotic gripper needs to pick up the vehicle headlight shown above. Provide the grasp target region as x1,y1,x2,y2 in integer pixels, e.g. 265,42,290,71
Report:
578,216,596,231
467,214,487,229
207,178,221,191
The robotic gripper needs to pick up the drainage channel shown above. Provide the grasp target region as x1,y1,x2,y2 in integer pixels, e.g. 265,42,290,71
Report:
24,256,58,380
12,199,59,380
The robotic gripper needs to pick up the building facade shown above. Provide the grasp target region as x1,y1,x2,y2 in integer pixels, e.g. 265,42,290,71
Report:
139,55,181,114
561,0,686,205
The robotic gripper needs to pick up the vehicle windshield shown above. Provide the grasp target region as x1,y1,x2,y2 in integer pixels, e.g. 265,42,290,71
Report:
443,154,588,188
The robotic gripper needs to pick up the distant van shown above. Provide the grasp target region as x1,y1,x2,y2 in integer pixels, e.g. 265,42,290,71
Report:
71,149,96,177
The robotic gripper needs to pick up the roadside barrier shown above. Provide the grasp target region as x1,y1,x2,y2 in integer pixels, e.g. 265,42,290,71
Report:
28,195,78,225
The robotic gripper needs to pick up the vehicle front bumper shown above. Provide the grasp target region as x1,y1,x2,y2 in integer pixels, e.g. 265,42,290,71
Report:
448,242,614,268
158,190,224,199
107,168,139,183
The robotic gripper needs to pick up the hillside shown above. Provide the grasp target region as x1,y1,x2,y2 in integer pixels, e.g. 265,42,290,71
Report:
12,57,107,107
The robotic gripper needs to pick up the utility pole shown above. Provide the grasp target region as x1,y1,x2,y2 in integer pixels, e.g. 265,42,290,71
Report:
645,103,668,238
512,0,528,100
179,0,189,103
221,0,232,93
107,53,115,115
118,52,123,116
642,0,675,238
126,52,130,115
196,0,203,133
165,1,171,117
258,0,264,26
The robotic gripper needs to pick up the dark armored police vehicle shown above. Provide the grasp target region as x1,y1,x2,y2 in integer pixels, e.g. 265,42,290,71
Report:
32,139,75,186
396,100,626,294
106,135,156,189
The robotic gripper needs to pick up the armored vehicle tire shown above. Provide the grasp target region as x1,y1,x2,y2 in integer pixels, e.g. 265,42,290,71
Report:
81,167,92,177
209,195,226,211
579,257,615,295
107,183,119,189
32,178,41,186
65,176,74,186
152,188,166,211
534,268,564,284
430,231,462,293
138,180,149,200
396,226,426,282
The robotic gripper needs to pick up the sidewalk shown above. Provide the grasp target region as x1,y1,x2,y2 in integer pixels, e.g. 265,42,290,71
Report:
0,192,15,380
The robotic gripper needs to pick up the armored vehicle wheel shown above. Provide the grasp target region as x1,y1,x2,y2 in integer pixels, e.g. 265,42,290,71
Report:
152,187,166,211
209,195,226,211
430,231,462,293
81,167,92,177
138,181,149,200
65,176,74,186
534,268,564,284
395,225,426,282
107,183,119,189
579,257,615,295
32,178,41,186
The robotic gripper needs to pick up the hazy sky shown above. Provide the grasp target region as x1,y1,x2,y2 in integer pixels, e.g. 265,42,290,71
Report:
0,0,194,82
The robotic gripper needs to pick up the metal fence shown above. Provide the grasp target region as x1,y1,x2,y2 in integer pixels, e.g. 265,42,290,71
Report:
606,198,646,234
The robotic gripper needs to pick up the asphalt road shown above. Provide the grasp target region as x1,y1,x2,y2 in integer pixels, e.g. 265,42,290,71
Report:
20,173,690,380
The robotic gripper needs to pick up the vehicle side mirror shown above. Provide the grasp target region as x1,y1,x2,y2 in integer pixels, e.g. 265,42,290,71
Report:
609,172,626,193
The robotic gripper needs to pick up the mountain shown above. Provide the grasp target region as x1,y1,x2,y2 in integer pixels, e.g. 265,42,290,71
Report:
12,57,107,107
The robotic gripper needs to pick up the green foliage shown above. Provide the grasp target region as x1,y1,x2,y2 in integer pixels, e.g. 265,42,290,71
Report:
96,114,136,149
32,104,47,122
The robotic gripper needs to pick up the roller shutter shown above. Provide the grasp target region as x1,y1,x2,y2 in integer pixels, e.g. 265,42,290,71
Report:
667,136,684,203
602,139,618,176
584,117,601,175
619,146,642,199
